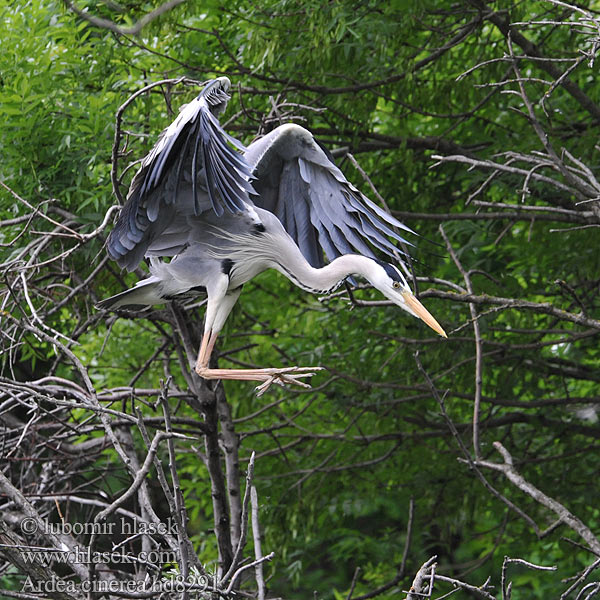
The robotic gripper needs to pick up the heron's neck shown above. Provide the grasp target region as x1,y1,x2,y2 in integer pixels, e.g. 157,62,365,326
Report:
275,250,374,294
221,228,376,292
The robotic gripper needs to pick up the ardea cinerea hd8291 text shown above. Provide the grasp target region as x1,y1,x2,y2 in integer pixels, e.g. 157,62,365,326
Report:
98,77,446,394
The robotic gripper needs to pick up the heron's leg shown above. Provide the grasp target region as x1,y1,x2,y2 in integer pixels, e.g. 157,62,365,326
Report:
196,330,220,370
195,284,241,371
194,286,322,395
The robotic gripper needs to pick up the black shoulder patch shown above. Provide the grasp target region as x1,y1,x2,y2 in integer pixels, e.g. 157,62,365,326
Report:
253,223,266,234
221,258,234,275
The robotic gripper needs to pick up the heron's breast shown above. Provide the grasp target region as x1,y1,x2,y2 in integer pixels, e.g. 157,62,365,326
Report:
228,259,270,290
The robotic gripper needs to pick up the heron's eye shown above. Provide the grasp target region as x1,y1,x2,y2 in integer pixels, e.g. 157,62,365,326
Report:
392,281,401,289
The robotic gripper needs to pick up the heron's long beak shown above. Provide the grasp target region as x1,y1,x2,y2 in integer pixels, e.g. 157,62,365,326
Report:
401,290,447,338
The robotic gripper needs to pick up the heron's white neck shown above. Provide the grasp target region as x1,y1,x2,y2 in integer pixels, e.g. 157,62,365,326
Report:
269,239,375,294
275,253,375,293
215,228,377,293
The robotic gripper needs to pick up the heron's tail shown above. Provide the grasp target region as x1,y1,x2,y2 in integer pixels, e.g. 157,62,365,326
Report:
96,278,164,310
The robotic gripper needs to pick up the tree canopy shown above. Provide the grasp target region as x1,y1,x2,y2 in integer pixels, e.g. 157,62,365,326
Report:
1,1,600,599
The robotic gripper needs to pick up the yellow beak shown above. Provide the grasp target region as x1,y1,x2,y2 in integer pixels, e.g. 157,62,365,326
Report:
401,291,447,338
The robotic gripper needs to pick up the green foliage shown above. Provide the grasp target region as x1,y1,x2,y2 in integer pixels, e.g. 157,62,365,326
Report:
2,1,600,598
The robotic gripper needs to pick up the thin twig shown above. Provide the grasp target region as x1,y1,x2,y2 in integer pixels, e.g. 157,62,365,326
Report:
439,225,483,459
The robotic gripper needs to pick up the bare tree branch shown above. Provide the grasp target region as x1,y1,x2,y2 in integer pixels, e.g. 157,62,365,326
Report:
63,0,187,36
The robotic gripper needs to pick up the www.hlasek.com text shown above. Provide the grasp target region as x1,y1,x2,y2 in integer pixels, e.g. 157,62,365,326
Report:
21,546,177,567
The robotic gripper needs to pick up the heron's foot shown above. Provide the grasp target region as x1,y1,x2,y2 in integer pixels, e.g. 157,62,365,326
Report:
194,365,324,396
254,366,323,396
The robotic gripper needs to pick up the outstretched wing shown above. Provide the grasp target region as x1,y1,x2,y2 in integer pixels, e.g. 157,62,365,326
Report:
107,78,255,271
245,123,414,269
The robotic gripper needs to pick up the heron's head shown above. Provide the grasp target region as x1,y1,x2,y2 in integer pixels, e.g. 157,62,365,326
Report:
199,77,232,116
365,260,447,338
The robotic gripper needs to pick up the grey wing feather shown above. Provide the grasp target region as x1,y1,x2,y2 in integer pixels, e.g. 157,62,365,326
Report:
107,95,254,271
246,123,414,267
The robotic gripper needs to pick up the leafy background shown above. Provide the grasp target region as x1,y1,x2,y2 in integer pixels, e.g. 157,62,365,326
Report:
1,1,599,599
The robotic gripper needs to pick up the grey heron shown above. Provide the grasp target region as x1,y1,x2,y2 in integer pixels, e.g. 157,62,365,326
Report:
99,77,446,394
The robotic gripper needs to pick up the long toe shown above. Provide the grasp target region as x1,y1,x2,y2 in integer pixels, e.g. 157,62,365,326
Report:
255,367,322,396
